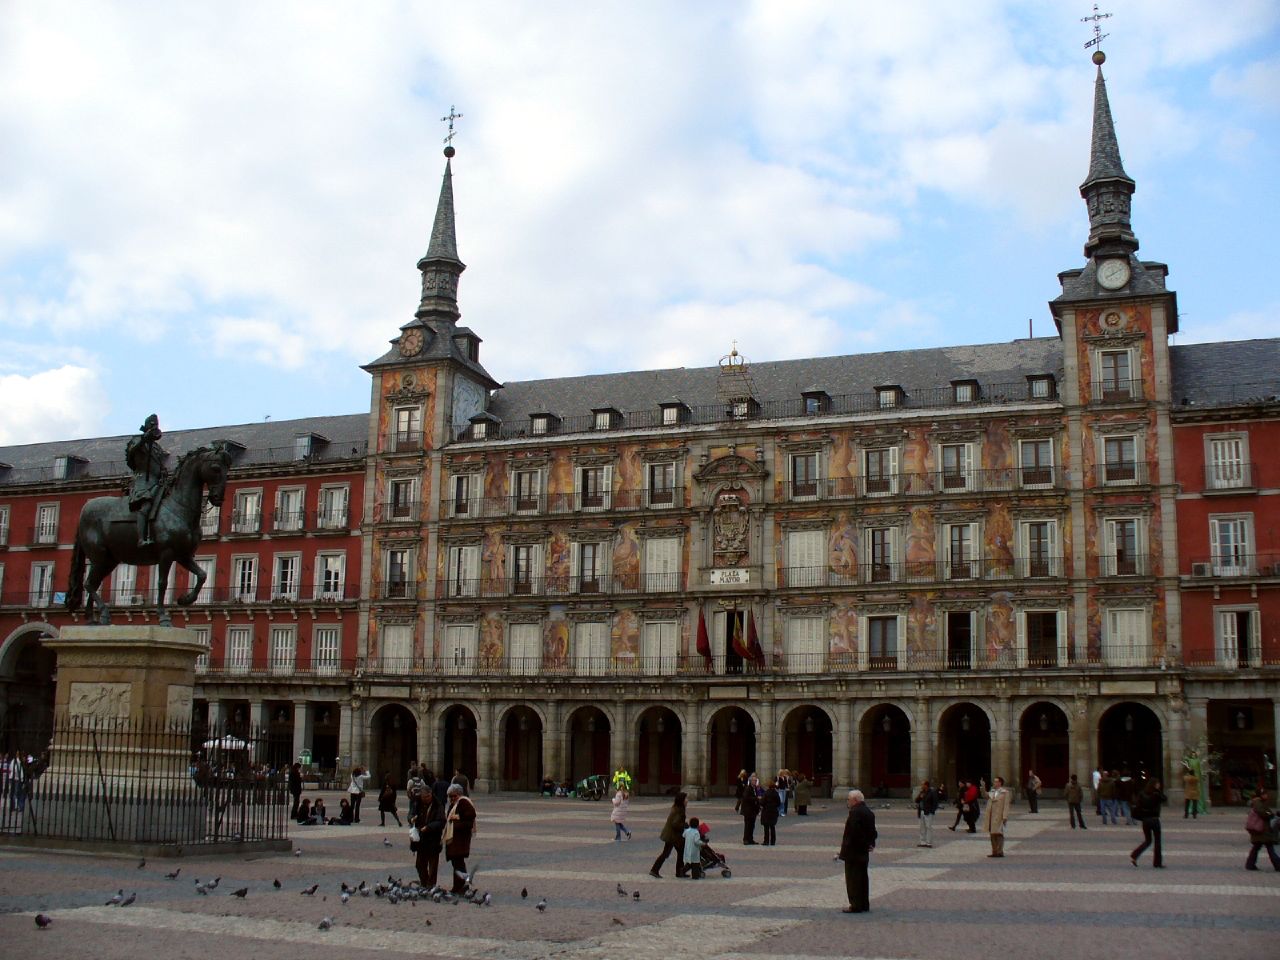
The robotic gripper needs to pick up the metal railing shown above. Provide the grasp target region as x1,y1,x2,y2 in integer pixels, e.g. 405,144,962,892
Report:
442,487,688,519
197,658,358,678
777,557,1065,587
1095,461,1151,485
229,511,262,534
1174,379,1280,411
1184,553,1280,579
438,571,684,599
373,500,421,523
1091,378,1145,403
0,719,289,847
1203,461,1256,491
1096,554,1153,577
271,510,307,533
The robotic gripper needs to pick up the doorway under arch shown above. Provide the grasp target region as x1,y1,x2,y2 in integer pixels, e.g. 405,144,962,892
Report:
861,704,911,796
1020,702,1070,790
707,706,756,796
635,706,682,795
782,705,834,795
938,703,992,788
502,706,543,791
1098,702,1163,781
440,705,478,783
371,703,417,790
0,625,58,758
566,706,611,784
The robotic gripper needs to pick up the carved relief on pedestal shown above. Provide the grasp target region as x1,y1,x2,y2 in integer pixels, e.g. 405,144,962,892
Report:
69,681,132,720
166,684,194,723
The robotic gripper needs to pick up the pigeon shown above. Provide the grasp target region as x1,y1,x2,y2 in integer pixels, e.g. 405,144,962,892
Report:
318,917,333,931
195,885,209,896
207,877,221,890
105,890,123,906
230,888,248,899
301,884,319,896
612,918,625,926
341,882,353,894
424,918,432,926
294,849,302,857
35,914,52,929
120,892,137,907
165,868,181,880
616,883,628,898
521,887,528,899
273,879,281,889
633,891,641,902
137,859,146,870
341,891,351,905
535,898,547,912
383,837,393,847
480,892,492,907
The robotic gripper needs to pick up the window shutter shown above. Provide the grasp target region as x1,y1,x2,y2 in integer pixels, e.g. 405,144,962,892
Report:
1015,609,1028,669
573,467,583,510
1218,610,1236,666
1056,609,1069,667
601,465,613,510
888,447,899,493
1104,521,1117,576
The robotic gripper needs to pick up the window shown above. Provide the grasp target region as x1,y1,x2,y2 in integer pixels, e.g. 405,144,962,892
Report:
112,565,138,605
575,621,609,676
867,527,896,582
272,554,300,600
531,415,550,435
1103,436,1138,484
447,474,471,517
190,626,211,673
0,563,4,603
731,399,750,419
294,435,313,460
940,443,974,491
275,487,304,531
317,552,346,599
445,544,479,597
444,624,478,675
318,485,350,528
1105,608,1149,666
200,501,220,536
513,468,542,513
864,447,898,495
1099,350,1132,400
389,478,418,520
189,557,215,604
644,536,680,592
647,462,675,507
662,406,680,425
471,419,489,439
35,503,58,544
270,625,297,674
790,452,819,499
508,622,541,675
1103,518,1141,576
1207,436,1248,490
313,626,341,675
380,624,413,671
1021,520,1058,578
1210,515,1252,576
233,490,262,533
576,541,606,593
1028,376,1055,399
30,561,55,607
394,406,422,450
946,611,973,669
0,506,8,546
1022,611,1061,667
577,465,612,511
953,381,977,403
1020,439,1053,487
227,626,252,674
593,410,614,430
784,617,824,674
945,523,976,579
641,620,678,675
1216,607,1261,668
232,556,258,601
510,543,543,594
867,616,899,670
786,529,825,587
877,387,899,409
384,549,410,598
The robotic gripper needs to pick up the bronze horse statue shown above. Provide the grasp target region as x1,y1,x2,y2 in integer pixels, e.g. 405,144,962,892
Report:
66,444,233,625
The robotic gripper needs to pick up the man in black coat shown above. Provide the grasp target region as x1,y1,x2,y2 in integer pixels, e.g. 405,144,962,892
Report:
838,789,877,913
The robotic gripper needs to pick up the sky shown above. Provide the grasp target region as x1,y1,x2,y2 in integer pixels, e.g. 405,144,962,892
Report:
1,0,1278,445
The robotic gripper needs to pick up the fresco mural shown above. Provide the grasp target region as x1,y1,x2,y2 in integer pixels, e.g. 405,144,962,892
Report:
906,506,935,578
479,613,504,666
611,609,639,661
830,599,858,662
986,501,1015,577
482,528,505,587
830,430,854,486
616,446,644,493
907,594,937,657
547,530,570,591
547,450,573,498
483,451,507,502
903,426,931,494
543,608,569,670
987,591,1015,663
829,512,858,581
614,523,640,590
983,419,1014,479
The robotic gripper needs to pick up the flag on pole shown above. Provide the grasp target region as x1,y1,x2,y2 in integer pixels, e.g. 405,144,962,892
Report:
696,606,712,670
731,611,751,660
746,609,764,665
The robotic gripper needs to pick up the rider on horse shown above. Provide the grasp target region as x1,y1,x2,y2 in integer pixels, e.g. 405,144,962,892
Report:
125,413,167,547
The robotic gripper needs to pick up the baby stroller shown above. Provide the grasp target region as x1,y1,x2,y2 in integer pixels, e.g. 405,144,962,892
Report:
697,821,732,878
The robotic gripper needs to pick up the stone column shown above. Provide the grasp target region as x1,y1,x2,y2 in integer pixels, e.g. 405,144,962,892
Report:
912,696,932,785
684,701,705,799
473,698,495,794
292,701,312,764
248,699,268,737
832,697,854,798
209,699,227,730
1186,697,1209,756
337,698,354,774
993,697,1014,787
543,700,564,785
757,698,777,781
610,701,630,778
1071,694,1091,784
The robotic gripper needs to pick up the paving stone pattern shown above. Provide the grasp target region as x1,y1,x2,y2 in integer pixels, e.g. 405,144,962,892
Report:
1,796,1277,960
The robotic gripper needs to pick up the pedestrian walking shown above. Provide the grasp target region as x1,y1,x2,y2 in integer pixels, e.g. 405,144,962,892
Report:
948,780,967,831
838,789,877,914
1091,765,1102,815
443,783,477,893
760,779,781,846
1245,788,1280,872
777,769,791,817
650,792,688,878
962,780,981,833
1116,767,1136,825
740,776,760,844
413,775,445,889
683,817,705,878
347,765,370,823
287,762,303,820
983,777,1011,857
795,773,812,816
378,775,402,827
1065,774,1087,829
610,786,633,841
1025,770,1042,813
1182,767,1200,820
915,779,938,847
1098,769,1117,824
451,769,471,797
733,769,748,813
1129,779,1167,868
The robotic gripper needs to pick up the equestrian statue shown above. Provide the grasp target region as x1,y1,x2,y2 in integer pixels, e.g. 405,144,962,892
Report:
65,414,233,626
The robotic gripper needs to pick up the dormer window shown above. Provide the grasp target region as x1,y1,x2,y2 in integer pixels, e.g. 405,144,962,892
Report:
293,433,328,461
802,389,831,415
592,407,621,431
453,333,480,362
729,398,759,420
469,412,500,441
876,386,903,409
530,413,561,436
1028,375,1056,400
952,380,979,404
53,455,87,480
660,399,690,426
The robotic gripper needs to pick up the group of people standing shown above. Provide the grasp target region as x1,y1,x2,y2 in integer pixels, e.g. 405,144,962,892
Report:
733,769,813,846
408,764,478,893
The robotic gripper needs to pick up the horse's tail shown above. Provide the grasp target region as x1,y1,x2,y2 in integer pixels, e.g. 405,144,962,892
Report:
66,537,86,612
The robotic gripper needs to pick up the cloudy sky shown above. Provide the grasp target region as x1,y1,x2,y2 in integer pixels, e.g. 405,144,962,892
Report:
1,1,1277,444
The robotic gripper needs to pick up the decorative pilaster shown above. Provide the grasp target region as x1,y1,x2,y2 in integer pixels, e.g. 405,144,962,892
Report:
292,701,312,764
473,698,494,794
832,697,854,797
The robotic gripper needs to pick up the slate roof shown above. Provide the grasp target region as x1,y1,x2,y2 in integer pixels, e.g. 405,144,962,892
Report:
1084,66,1133,187
1169,339,1280,408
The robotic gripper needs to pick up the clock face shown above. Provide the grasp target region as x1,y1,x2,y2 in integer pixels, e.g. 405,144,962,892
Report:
1097,258,1131,290
399,329,424,357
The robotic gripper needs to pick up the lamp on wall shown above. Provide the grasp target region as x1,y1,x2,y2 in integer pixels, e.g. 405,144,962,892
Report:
392,713,401,730
1235,710,1248,730
276,708,288,724
1124,713,1134,733
457,714,467,731
805,716,815,734
318,708,331,725
881,715,891,733
519,714,529,732
587,716,597,733
1039,713,1049,732
729,716,738,734
656,716,665,734
960,713,971,733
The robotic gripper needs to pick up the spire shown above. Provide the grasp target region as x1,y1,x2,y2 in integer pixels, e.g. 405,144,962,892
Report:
1079,51,1138,259
415,149,466,322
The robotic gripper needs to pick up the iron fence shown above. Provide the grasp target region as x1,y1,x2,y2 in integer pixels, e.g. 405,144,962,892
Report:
0,718,288,848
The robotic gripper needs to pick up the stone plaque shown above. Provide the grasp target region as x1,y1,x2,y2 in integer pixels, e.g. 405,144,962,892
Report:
708,686,749,700
1099,680,1157,696
166,684,193,723
710,568,751,585
69,681,132,720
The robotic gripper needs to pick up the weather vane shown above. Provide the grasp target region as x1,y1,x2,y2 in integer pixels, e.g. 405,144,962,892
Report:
441,105,464,146
1082,4,1112,51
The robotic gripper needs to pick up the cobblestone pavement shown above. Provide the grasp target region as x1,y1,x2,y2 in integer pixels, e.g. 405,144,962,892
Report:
1,796,1277,960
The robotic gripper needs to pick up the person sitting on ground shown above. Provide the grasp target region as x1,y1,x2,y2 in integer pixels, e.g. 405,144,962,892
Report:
541,776,556,796
296,798,316,825
312,797,327,823
331,797,353,825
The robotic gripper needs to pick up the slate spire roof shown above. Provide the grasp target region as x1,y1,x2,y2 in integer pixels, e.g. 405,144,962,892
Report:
1078,55,1139,260
1083,64,1133,188
413,153,466,324
420,158,462,267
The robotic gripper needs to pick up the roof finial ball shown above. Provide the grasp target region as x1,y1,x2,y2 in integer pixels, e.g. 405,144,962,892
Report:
1092,49,1106,66
444,145,456,158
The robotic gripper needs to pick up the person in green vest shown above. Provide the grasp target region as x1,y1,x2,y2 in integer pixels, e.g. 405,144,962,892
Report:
612,766,632,792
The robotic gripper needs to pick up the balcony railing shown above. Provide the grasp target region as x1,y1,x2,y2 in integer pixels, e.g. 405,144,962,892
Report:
29,524,60,546
778,556,1067,587
230,511,262,535
272,510,307,533
1098,554,1152,577
1203,461,1255,492
1185,553,1280,579
312,509,351,532
438,571,684,600
197,657,358,678
381,579,413,600
374,500,421,523
1096,461,1151,485
442,487,688,519
1091,378,1145,404
779,467,1069,501
386,430,423,453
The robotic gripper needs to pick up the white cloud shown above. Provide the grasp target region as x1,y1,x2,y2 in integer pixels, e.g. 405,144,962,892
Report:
0,365,108,445
208,317,308,370
1211,58,1280,111
1175,306,1280,346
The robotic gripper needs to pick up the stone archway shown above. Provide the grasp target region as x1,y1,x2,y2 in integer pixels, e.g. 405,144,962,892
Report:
501,705,543,791
937,702,992,788
370,703,417,791
1098,702,1163,782
635,706,682,795
0,623,58,757
861,703,911,796
1020,701,1070,790
566,705,611,785
707,706,756,796
782,705,834,795
440,704,478,784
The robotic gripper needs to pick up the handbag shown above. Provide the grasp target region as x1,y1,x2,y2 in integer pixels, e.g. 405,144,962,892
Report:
410,825,421,842
1245,808,1266,834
